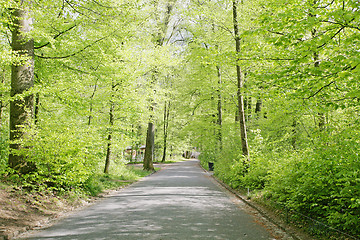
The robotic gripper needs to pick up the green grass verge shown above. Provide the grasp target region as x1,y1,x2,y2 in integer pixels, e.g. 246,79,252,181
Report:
84,166,158,197
127,157,187,165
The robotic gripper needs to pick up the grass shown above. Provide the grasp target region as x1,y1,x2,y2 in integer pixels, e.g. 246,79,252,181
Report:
127,157,187,165
84,165,159,197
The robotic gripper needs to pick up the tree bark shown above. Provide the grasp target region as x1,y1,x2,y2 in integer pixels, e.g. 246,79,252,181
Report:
34,93,40,125
232,0,250,159
9,1,35,173
143,122,155,171
216,66,223,151
0,69,5,129
88,80,97,126
291,119,297,150
104,132,112,174
104,98,114,174
143,72,156,170
161,101,170,163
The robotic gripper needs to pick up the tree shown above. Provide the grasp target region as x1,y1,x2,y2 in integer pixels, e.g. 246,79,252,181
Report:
232,0,249,159
104,81,115,174
0,69,5,129
8,0,35,174
161,100,170,162
143,0,177,170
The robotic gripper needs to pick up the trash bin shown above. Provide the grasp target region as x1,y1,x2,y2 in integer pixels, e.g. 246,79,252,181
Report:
208,162,214,171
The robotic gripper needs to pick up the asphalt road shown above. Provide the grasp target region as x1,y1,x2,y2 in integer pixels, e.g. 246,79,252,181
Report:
21,160,290,240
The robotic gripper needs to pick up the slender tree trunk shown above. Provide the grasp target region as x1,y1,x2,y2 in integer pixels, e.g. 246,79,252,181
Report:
88,80,97,126
244,97,248,121
34,93,40,125
291,119,297,150
216,66,223,151
232,0,250,159
9,1,35,173
144,121,155,171
0,69,5,129
33,74,40,125
161,101,170,163
104,132,112,174
104,99,114,174
144,73,156,170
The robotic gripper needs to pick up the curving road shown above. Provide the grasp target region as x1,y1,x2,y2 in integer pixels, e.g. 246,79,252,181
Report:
21,160,291,240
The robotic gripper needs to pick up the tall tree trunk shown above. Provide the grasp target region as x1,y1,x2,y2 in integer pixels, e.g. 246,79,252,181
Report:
216,66,223,151
34,93,40,125
232,0,250,159
0,69,5,130
88,80,97,126
33,74,40,125
104,132,112,174
244,97,248,121
144,121,155,171
161,101,170,163
144,0,175,170
144,73,156,170
104,97,114,174
9,1,35,174
291,119,297,150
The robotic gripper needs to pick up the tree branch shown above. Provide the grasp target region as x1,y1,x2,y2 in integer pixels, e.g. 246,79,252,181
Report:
34,23,78,49
304,81,335,100
35,34,108,59
317,26,345,49
91,0,116,9
64,0,92,19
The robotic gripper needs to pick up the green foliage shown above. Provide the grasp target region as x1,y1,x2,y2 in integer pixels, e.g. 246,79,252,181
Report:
0,0,359,238
0,131,7,172
84,166,155,196
265,133,360,237
83,174,129,197
7,126,97,191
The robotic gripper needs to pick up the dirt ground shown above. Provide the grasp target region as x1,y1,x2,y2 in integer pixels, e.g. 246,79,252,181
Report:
0,183,91,240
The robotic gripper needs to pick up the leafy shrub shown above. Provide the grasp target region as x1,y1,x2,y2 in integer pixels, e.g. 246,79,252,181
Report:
83,174,104,196
265,136,360,237
10,125,99,191
0,131,8,173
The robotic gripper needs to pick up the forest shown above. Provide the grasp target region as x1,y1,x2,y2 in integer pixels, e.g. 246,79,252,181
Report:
0,0,359,239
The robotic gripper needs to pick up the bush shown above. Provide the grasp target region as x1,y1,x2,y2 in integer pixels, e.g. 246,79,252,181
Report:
8,125,99,191
265,138,360,238
0,132,8,173
83,174,104,196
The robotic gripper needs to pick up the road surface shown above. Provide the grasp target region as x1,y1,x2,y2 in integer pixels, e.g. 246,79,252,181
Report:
21,160,291,240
